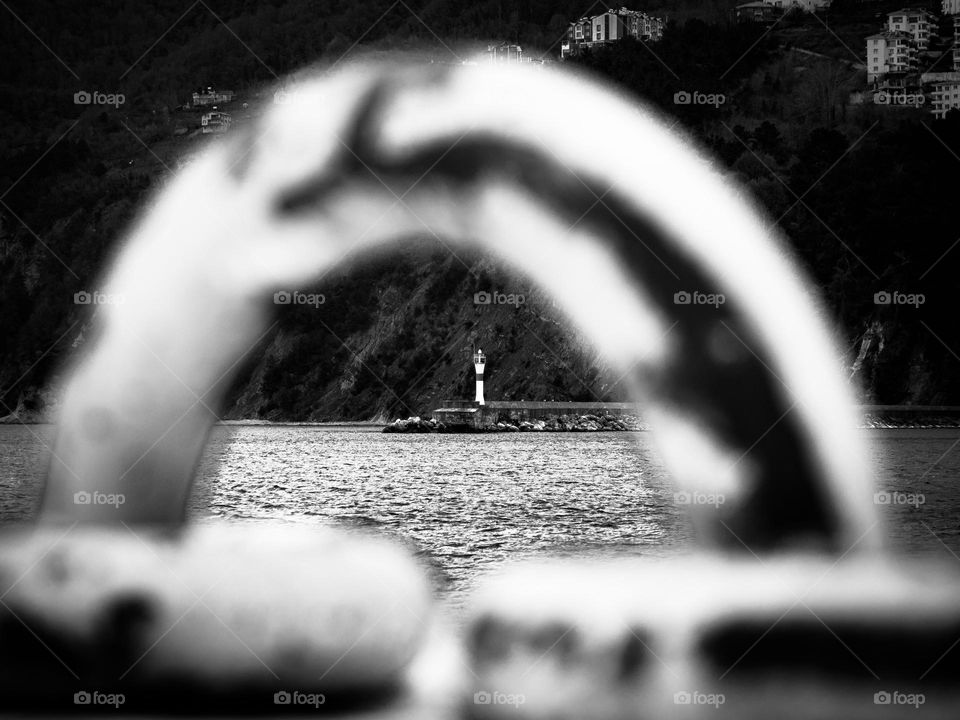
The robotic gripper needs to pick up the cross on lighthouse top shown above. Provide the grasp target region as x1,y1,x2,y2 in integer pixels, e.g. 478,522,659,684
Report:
474,349,486,367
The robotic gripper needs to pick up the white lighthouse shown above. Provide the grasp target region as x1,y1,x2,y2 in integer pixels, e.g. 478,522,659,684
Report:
474,349,486,406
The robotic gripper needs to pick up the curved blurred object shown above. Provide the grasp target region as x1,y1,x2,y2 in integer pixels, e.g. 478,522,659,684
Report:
0,523,435,711
465,554,960,720
41,61,876,555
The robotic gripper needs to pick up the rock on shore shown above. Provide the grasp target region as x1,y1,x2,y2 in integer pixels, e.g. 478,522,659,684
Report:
382,416,447,433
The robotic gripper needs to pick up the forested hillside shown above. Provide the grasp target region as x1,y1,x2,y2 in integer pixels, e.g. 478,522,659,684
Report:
1,0,958,422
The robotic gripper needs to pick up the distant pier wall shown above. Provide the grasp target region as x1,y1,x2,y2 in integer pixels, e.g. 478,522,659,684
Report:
422,402,960,431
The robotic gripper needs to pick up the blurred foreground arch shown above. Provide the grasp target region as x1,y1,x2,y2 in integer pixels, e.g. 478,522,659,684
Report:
42,62,876,551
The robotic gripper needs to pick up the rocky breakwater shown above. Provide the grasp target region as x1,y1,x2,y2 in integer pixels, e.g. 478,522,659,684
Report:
511,413,647,432
382,416,448,433
382,413,647,433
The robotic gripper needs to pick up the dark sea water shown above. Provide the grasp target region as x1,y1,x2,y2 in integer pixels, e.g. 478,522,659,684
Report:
2,425,960,602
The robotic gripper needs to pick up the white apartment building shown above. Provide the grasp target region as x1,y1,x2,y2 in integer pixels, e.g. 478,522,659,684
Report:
563,7,665,58
486,42,523,64
922,71,960,117
570,17,589,43
621,8,665,40
954,16,960,70
886,8,935,51
929,80,960,117
942,0,960,15
592,10,629,43
200,110,231,134
867,31,917,83
192,87,234,106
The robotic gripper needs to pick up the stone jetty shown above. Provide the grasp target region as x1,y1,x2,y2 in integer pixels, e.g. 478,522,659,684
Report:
382,413,647,433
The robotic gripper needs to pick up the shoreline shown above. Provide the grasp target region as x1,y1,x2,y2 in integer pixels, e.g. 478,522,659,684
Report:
3,409,960,430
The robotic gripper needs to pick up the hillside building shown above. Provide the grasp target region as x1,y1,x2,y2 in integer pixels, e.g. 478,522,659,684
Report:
954,15,960,69
922,71,960,117
763,0,832,12
735,2,782,22
886,8,935,51
192,87,234,106
623,8,664,40
866,31,917,83
591,10,630,42
562,7,664,59
201,109,232,134
929,79,960,117
486,42,523,64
